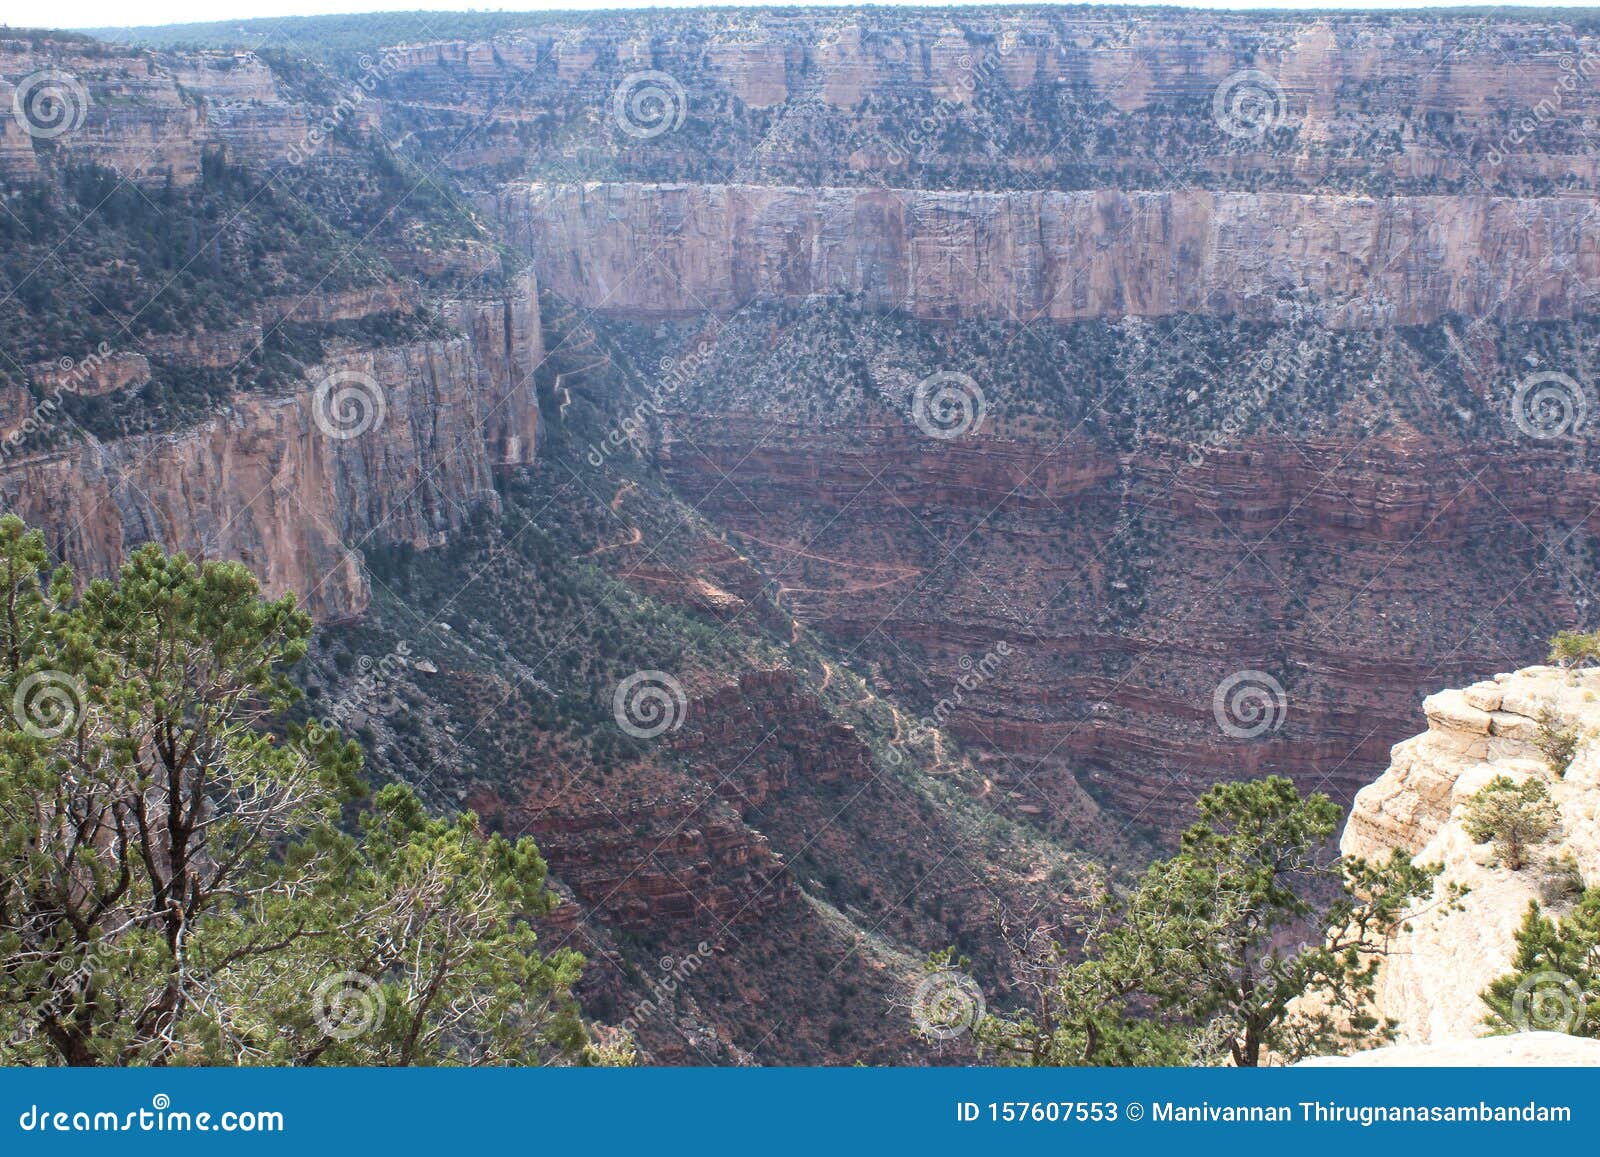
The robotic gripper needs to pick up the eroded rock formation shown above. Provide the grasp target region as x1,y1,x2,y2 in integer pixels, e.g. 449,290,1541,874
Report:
1343,665,1600,1045
0,273,542,620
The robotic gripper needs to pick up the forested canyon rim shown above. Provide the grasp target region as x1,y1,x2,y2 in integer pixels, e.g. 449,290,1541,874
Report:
4,7,1600,1062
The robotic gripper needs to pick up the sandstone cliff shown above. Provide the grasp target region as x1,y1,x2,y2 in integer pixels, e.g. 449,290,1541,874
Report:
0,37,312,183
345,12,1600,195
501,183,1600,328
0,272,542,621
1343,665,1600,1045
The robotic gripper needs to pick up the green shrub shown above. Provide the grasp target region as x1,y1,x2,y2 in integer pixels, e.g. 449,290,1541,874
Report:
1462,775,1560,871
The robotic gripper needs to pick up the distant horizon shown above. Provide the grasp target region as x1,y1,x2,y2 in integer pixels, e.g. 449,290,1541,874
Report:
27,0,1600,35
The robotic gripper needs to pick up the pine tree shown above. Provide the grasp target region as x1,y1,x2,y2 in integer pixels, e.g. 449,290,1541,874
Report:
1462,775,1560,871
0,515,587,1065
976,776,1443,1066
1483,893,1600,1038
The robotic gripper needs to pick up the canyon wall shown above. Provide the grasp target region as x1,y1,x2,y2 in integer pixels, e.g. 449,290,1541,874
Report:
10,10,1600,1060
653,394,1600,826
0,274,542,621
502,183,1600,327
0,37,312,182
353,12,1600,195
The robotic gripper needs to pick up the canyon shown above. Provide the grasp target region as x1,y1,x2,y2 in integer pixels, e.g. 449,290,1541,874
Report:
4,8,1600,1060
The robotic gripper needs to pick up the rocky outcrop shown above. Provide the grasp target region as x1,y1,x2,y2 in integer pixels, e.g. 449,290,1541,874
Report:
259,283,423,326
1343,665,1600,1045
502,183,1600,328
0,272,542,621
0,38,206,182
26,352,150,399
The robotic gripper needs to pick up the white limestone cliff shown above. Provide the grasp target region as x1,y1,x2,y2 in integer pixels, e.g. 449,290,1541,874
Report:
1342,665,1600,1046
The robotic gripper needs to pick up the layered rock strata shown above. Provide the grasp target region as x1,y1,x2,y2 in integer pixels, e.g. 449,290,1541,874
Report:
0,273,542,620
502,183,1600,328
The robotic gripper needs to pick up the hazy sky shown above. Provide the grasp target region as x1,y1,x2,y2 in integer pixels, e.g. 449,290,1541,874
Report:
28,0,1600,33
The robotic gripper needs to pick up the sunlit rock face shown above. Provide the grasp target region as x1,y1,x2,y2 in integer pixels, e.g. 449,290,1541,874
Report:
1342,666,1600,1045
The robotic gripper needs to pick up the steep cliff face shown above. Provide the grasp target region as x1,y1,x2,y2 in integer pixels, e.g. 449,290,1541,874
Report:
333,12,1600,195
502,183,1600,328
0,37,316,183
0,272,542,621
657,421,1595,829
1343,666,1600,1045
549,293,1597,835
